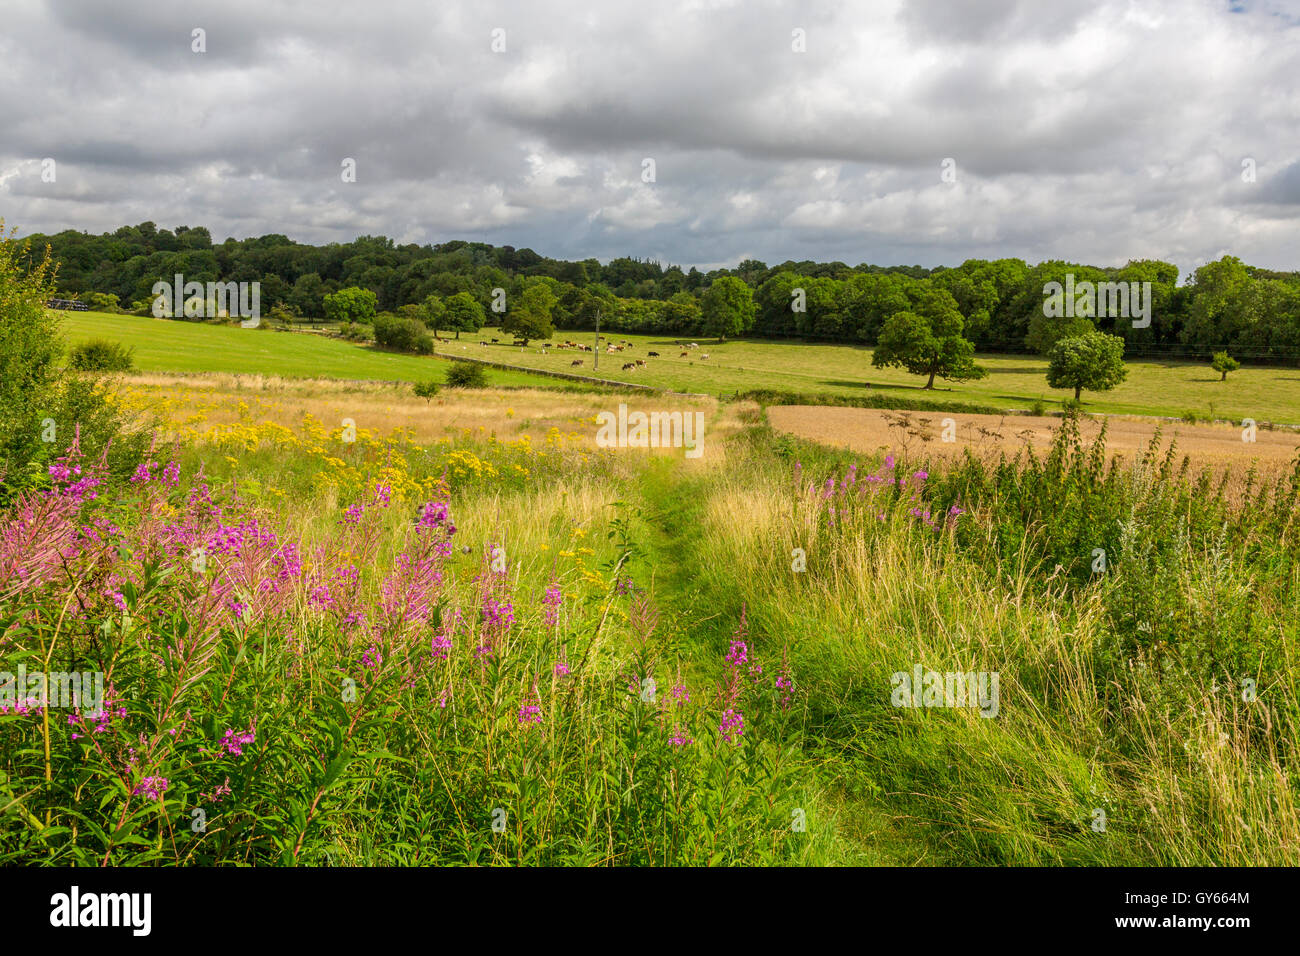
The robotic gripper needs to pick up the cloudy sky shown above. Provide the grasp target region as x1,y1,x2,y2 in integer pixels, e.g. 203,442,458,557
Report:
1,0,1298,277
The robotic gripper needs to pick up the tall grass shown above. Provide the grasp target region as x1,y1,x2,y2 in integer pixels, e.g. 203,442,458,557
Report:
682,413,1300,864
4,395,1296,865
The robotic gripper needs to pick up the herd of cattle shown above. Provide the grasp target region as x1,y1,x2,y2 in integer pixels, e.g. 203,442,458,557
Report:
475,337,710,372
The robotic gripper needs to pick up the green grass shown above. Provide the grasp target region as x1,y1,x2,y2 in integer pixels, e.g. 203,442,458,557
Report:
54,311,586,390
58,311,1300,421
481,333,1300,422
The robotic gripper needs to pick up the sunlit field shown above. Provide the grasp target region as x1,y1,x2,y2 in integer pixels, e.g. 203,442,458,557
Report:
61,310,1300,423
5,367,1298,865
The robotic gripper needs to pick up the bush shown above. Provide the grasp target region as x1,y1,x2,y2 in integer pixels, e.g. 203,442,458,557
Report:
269,303,299,328
445,361,489,388
1030,399,1047,416
0,222,149,503
373,313,434,354
339,322,374,343
413,380,441,402
83,291,121,313
68,338,135,372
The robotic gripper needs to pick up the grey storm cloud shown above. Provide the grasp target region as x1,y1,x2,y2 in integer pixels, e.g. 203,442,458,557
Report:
1,0,1298,275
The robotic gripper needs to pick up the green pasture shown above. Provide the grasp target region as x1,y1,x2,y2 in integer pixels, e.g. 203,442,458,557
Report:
57,311,1300,421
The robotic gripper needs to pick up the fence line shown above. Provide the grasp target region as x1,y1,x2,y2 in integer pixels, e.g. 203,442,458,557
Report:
429,350,711,398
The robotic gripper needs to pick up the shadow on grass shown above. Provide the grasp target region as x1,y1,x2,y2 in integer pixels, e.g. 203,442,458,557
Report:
819,380,956,392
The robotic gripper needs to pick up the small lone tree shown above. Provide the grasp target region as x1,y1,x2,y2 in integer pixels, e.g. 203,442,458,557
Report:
871,308,987,389
1046,331,1128,402
701,276,755,341
413,380,440,402
1211,351,1241,381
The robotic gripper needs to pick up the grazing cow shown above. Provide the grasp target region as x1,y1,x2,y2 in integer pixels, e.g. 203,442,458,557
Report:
701,353,709,359
679,351,689,357
648,351,659,357
571,359,584,367
622,362,636,371
491,338,500,343
688,342,699,349
635,359,645,367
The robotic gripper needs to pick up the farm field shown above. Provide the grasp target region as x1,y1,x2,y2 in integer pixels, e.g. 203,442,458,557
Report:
768,405,1300,478
60,310,1300,423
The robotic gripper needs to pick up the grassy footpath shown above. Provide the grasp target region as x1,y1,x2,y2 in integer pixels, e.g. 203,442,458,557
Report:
630,426,958,864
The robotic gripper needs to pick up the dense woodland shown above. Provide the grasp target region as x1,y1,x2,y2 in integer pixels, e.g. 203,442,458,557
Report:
23,221,1300,360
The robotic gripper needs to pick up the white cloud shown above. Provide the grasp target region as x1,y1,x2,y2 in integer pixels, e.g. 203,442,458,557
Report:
0,0,1295,277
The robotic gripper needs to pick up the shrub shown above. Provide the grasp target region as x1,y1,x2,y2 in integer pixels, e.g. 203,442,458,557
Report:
269,303,299,328
339,322,374,343
445,361,489,388
1,225,63,493
83,291,120,313
1030,399,1047,417
413,380,440,402
68,338,135,372
0,222,149,503
373,313,434,354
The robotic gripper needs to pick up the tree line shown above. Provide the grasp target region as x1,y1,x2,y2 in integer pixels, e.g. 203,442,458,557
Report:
22,221,1300,362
